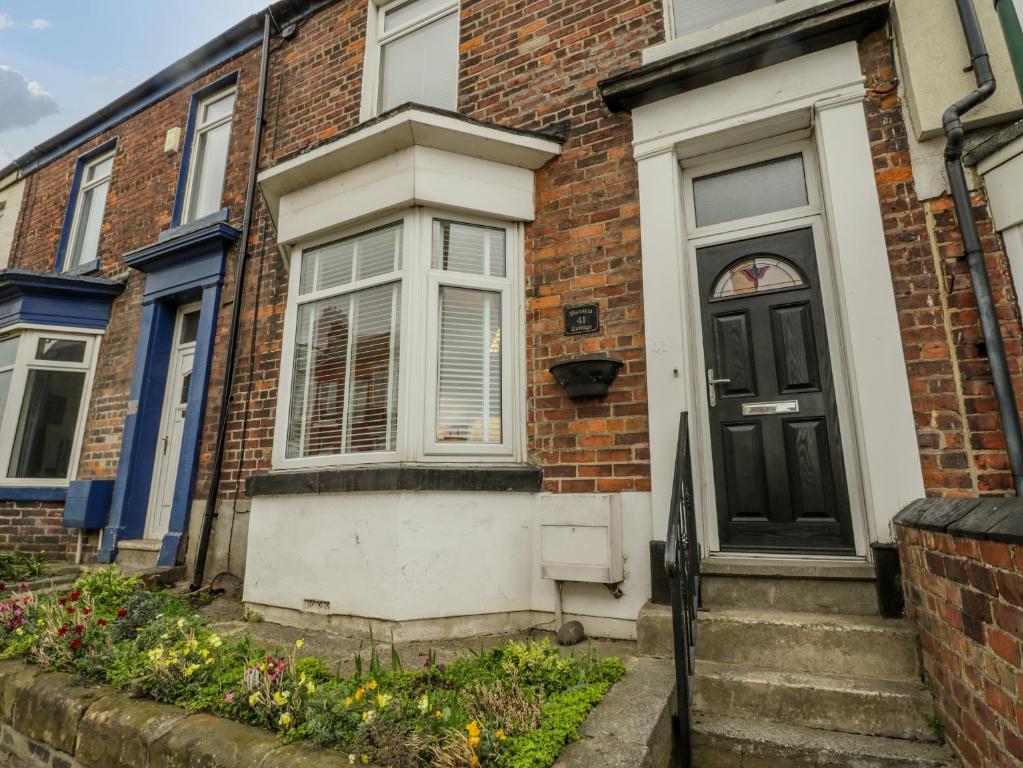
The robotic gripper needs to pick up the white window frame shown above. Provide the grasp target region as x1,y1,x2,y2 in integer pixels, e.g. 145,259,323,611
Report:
273,207,523,470
663,0,796,40
63,150,115,272
181,87,237,224
359,0,461,122
0,325,101,487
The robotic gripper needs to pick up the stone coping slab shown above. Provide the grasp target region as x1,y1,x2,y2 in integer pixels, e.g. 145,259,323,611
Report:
895,497,1023,544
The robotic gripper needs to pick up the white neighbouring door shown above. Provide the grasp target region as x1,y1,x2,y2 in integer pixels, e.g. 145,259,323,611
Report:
145,305,199,540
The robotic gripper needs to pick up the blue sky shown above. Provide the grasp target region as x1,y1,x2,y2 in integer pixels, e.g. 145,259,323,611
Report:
0,0,268,166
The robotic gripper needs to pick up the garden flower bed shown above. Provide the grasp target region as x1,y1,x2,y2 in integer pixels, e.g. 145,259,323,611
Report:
0,569,626,768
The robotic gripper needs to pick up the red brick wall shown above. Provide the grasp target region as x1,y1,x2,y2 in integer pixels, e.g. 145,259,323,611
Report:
7,49,263,537
897,524,1023,766
0,503,68,559
860,30,1023,497
216,0,664,499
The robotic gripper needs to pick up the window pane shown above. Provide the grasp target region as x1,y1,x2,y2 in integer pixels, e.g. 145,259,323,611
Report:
67,179,110,269
674,0,777,35
432,220,506,277
300,223,403,294
187,120,232,222
202,92,236,124
712,255,805,299
437,287,502,445
0,336,18,367
379,11,458,112
85,155,114,184
287,282,401,458
693,154,808,228
384,0,454,32
36,338,87,363
179,311,200,345
0,370,10,430
8,369,86,479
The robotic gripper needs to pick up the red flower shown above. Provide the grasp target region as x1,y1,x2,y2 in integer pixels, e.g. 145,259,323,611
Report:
69,591,81,602
69,639,82,649
58,598,66,606
116,608,127,618
74,625,85,635
0,582,7,592
57,626,68,637
96,619,107,627
66,607,75,615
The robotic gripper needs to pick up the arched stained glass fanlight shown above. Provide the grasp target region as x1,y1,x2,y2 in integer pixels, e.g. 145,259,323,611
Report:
711,254,805,300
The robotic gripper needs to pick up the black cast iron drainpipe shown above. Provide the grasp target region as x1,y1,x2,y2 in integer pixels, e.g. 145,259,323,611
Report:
945,0,1023,496
190,11,273,591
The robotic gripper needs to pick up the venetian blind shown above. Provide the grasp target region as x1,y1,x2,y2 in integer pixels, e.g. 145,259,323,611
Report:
432,221,505,445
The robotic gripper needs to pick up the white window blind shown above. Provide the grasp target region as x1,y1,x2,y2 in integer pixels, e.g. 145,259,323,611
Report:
432,220,506,446
674,0,779,36
65,152,114,271
286,224,403,459
378,0,459,113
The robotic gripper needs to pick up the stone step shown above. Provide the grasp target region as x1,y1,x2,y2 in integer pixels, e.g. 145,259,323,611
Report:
115,540,162,573
700,558,880,615
691,714,956,768
693,661,939,742
696,607,921,681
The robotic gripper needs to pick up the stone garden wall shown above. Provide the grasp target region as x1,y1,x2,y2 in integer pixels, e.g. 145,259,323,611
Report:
0,662,345,768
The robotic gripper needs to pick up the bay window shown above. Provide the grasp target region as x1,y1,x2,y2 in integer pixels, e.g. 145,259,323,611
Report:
0,329,98,485
276,209,520,467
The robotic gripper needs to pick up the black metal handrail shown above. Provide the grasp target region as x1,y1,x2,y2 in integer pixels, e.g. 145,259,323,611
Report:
665,412,700,767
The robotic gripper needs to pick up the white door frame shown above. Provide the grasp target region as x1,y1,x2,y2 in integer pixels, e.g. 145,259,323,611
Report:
632,43,924,561
677,137,869,557
145,303,199,539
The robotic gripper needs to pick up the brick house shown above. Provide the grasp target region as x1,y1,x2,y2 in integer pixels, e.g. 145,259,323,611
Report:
1,0,1023,761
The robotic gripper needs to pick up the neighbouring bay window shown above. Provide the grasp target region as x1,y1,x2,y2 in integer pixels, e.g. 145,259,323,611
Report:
182,88,236,223
365,0,460,117
0,329,97,484
278,210,518,467
62,150,114,271
671,0,782,36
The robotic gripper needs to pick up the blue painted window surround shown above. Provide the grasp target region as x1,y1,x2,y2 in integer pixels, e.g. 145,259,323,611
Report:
171,72,239,228
55,138,118,274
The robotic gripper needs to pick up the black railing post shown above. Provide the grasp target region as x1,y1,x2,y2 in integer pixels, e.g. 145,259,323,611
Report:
664,412,699,767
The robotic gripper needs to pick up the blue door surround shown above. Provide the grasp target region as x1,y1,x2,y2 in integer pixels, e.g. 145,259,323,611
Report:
99,216,239,566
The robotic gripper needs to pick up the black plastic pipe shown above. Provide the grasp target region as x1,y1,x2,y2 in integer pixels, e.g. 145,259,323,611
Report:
944,0,1023,496
190,12,273,590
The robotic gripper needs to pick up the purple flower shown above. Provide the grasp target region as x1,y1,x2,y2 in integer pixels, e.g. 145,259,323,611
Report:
225,692,236,704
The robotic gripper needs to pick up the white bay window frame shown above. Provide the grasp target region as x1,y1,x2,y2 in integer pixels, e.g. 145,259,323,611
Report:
359,0,460,122
0,326,100,487
273,208,523,469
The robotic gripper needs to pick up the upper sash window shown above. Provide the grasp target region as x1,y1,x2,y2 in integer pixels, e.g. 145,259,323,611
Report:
375,0,459,114
182,88,237,223
63,151,114,272
672,0,780,36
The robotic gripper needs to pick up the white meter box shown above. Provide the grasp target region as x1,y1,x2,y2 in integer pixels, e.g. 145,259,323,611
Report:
539,494,624,584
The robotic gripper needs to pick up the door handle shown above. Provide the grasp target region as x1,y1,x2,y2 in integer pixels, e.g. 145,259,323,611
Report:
707,368,731,408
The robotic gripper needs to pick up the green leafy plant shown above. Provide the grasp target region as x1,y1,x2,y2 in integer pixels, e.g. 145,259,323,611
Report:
0,551,47,582
72,567,143,617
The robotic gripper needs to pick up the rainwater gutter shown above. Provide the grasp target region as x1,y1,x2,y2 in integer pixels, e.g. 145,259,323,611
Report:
944,0,1023,495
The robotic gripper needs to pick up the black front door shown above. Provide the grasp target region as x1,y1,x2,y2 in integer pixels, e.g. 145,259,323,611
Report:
696,228,854,554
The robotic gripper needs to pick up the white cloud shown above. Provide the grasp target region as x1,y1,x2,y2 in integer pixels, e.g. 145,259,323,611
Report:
30,19,51,30
0,14,13,30
0,66,60,132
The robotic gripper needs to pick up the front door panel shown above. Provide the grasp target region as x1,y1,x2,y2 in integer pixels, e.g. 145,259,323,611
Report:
697,228,854,554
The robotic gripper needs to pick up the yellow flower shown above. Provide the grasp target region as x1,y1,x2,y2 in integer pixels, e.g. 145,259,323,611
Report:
434,710,443,720
361,710,376,724
259,663,267,672
466,720,481,746
249,693,261,707
367,680,377,691
183,664,199,677
361,756,370,765
14,628,22,636
306,683,315,695
417,694,430,713
177,618,185,628
376,693,392,709
208,634,222,648
295,639,305,649
354,688,364,701
343,697,353,708
279,712,293,727
496,729,507,741
200,648,210,659
348,756,356,766
470,757,480,767
273,691,289,706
